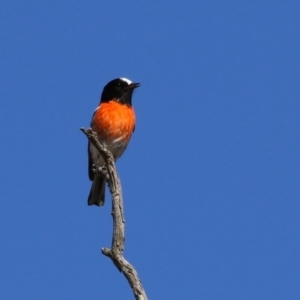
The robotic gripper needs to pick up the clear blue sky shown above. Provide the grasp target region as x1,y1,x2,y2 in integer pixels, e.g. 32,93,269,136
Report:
1,1,299,299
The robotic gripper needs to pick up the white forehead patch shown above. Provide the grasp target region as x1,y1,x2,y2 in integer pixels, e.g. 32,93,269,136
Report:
119,77,132,85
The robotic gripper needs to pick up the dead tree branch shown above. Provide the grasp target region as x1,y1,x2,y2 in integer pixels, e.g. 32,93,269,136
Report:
80,127,148,300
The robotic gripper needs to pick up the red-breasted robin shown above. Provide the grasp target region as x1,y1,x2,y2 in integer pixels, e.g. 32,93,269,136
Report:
87,77,140,206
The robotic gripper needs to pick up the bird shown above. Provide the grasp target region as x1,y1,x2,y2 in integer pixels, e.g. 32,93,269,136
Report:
87,77,140,206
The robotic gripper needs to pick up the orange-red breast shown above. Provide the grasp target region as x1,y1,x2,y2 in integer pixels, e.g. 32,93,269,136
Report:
87,77,140,206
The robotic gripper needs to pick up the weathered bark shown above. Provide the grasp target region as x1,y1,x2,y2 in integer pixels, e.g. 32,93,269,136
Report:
81,128,148,300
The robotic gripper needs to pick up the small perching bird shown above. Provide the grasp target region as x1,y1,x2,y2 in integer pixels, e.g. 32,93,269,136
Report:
87,77,140,206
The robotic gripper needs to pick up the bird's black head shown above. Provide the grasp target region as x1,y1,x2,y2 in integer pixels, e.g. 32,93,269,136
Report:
100,78,140,106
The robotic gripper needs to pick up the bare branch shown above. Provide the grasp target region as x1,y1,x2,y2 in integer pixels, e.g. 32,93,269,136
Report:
81,128,148,300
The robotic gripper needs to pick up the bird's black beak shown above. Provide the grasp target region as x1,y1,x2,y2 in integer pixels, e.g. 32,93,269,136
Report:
127,82,140,89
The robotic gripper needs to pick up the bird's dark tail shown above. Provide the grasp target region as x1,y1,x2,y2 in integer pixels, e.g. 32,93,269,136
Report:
88,176,105,206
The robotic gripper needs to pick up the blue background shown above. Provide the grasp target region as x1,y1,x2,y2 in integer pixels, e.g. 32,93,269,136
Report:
1,1,299,299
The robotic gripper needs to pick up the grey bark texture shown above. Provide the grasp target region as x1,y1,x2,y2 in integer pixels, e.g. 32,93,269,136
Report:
81,128,148,300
